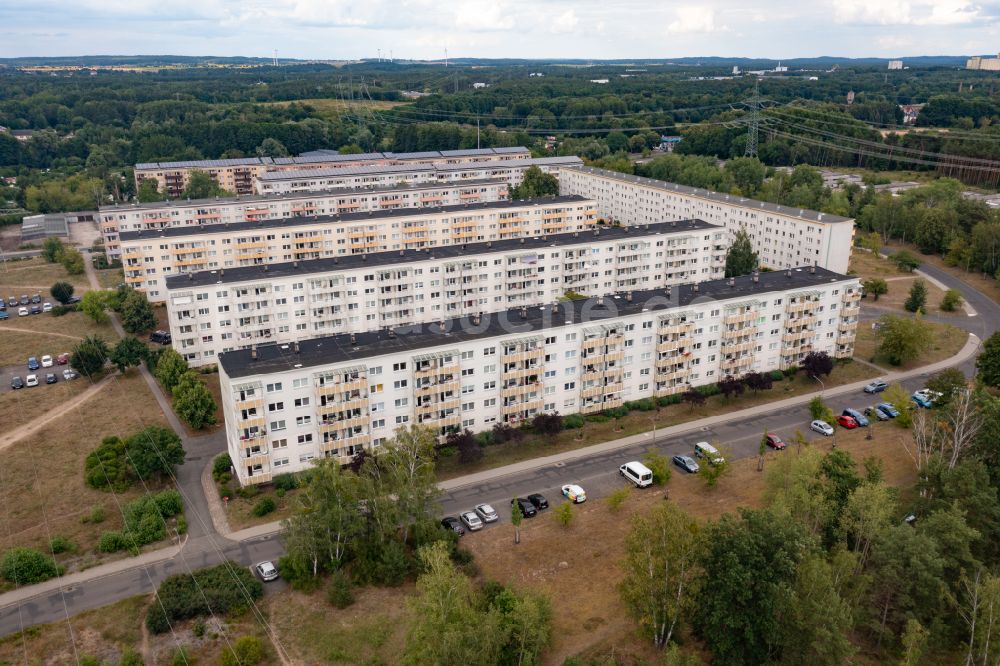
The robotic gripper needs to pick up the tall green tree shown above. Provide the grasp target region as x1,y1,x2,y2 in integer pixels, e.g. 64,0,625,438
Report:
120,289,156,334
109,336,148,374
619,503,702,649
695,508,808,665
41,236,64,263
79,290,111,324
60,247,84,275
876,314,933,366
724,227,759,278
181,170,231,199
904,279,928,313
976,331,1000,388
509,166,558,199
171,371,217,429
154,347,189,391
123,425,186,480
136,178,162,203
49,281,74,305
70,335,109,378
862,278,888,301
724,156,766,196
777,555,855,666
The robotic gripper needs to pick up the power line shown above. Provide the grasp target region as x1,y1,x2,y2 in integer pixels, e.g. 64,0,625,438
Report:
745,78,760,158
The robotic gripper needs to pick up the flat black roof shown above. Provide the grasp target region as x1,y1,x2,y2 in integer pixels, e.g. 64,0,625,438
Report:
166,219,718,289
119,195,591,243
219,266,855,379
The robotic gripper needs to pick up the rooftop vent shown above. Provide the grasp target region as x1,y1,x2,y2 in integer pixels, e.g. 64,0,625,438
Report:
293,341,300,354
388,329,396,339
250,345,258,360
350,333,357,346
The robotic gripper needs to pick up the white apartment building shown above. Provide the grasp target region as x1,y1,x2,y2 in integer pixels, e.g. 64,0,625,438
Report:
559,166,856,273
254,156,583,195
119,196,598,301
100,179,511,260
134,147,532,197
218,266,861,485
166,220,726,366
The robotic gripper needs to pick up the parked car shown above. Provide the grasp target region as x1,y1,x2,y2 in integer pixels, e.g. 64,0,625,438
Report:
17,307,28,317
512,497,537,518
150,330,172,345
440,516,465,536
561,484,587,503
7,297,17,307
30,294,41,304
56,353,70,365
18,295,29,306
27,357,39,371
0,310,7,321
694,441,726,464
876,402,899,418
765,433,786,450
62,368,77,381
865,405,891,421
913,388,944,407
619,461,654,488
864,380,888,394
42,302,52,313
10,376,23,390
842,408,869,427
41,355,53,368
811,420,835,436
66,296,81,305
672,455,700,474
29,305,42,315
527,493,549,510
255,561,279,582
837,415,859,429
911,392,934,408
0,301,5,311
474,503,499,523
460,511,484,531
25,374,38,387
45,373,57,385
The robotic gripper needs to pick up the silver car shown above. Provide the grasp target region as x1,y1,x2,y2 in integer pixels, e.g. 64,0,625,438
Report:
810,420,835,436
474,503,499,523
255,560,279,581
460,511,484,531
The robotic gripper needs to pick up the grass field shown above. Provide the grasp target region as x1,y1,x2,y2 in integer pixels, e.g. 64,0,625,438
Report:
870,276,954,316
0,257,91,292
0,372,175,578
263,97,407,118
437,361,877,480
853,320,968,371
848,250,908,280
94,267,124,290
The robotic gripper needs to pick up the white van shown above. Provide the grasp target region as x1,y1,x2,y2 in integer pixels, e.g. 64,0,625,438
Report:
694,441,725,465
619,461,653,488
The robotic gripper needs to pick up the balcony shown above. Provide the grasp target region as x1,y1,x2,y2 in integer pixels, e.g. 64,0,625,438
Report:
838,320,858,334
656,339,688,353
502,347,544,363
721,356,754,372
841,306,861,318
319,434,370,454
234,396,263,411
836,335,855,346
785,301,815,315
320,415,368,431
501,382,541,399
658,368,690,382
722,340,755,355
501,398,544,415
580,397,623,415
782,330,815,345
723,311,757,326
658,323,693,336
502,365,542,380
123,248,143,260
317,378,367,396
242,451,270,469
243,472,273,486
722,327,757,341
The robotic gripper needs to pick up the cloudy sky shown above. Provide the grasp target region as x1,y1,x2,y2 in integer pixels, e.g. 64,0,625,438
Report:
2,0,999,60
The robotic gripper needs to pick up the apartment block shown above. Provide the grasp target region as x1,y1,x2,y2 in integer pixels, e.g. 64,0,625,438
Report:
559,166,856,273
119,196,598,300
218,267,861,485
100,179,510,260
165,220,725,366
134,147,532,197
254,156,582,195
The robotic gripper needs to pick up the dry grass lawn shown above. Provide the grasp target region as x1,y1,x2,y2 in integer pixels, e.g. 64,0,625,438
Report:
263,97,406,116
0,257,91,292
0,372,174,578
438,361,877,479
849,250,908,280
853,320,968,371
219,482,296,532
870,276,955,316
94,267,124,290
0,330,79,369
0,376,96,431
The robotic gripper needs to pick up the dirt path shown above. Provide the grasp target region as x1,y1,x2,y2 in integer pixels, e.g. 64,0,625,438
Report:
0,325,84,340
0,376,112,451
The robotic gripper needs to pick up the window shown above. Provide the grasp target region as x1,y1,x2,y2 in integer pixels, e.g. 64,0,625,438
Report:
483,397,496,407
292,378,309,389
298,453,315,464
461,368,475,376
394,398,409,408
273,458,290,468
564,350,577,359
393,362,407,372
462,402,475,411
394,415,409,425
483,381,496,390
270,419,286,432
297,434,313,444
461,350,474,360
294,397,310,408
295,416,311,426
266,382,283,392
483,346,496,356
267,402,283,412
564,382,576,391
272,438,288,449
393,380,408,390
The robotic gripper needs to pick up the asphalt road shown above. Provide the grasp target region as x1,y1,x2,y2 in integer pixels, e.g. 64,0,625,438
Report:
0,252,996,637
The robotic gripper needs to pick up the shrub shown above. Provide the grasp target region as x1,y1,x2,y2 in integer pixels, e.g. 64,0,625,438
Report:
153,489,184,518
783,366,799,378
657,394,683,407
606,487,630,512
219,635,265,666
491,423,524,444
531,412,563,435
252,497,276,517
98,531,128,553
50,281,74,304
0,548,62,584
213,453,233,482
50,305,73,316
146,562,263,633
172,647,190,666
628,398,657,411
327,570,355,608
562,413,585,429
88,506,106,524
941,289,963,312
84,436,131,492
48,536,75,554
642,450,672,486
603,406,629,419
697,383,721,397
554,502,574,528
769,370,785,382
237,484,260,500
272,472,298,491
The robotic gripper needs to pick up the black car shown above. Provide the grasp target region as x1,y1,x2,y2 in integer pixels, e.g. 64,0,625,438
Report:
19,295,29,306
512,497,537,518
150,330,172,345
66,296,81,305
6,297,16,307
10,376,23,390
45,373,57,385
29,305,42,315
527,493,549,510
440,516,465,536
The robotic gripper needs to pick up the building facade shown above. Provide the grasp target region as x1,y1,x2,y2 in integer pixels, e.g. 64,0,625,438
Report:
218,267,861,485
100,179,511,260
134,147,532,197
253,156,582,195
120,196,599,300
559,166,855,273
165,220,726,366
967,55,1000,71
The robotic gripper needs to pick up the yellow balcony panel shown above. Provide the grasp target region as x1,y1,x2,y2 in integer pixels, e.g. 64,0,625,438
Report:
838,321,859,333
501,348,544,363
243,472,272,486
842,306,861,318
235,396,263,411
723,311,757,325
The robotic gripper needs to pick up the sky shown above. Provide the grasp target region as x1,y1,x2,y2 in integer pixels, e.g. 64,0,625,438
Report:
2,0,1000,60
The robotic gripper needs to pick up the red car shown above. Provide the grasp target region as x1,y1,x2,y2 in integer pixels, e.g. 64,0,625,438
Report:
765,433,786,450
56,353,70,365
836,415,858,429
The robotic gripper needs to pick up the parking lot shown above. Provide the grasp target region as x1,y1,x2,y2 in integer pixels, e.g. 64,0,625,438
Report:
1,356,78,394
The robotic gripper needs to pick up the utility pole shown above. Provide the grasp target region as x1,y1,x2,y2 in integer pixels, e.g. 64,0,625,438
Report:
744,78,760,158
477,115,481,149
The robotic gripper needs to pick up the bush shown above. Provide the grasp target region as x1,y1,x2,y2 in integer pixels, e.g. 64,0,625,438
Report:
491,423,525,444
48,536,75,554
554,502,574,527
252,497,276,517
153,489,184,518
98,531,129,553
50,304,74,316
562,413,585,429
941,289,964,312
627,398,657,411
84,436,131,492
50,281,74,304
606,487,630,512
146,561,263,633
642,450,672,486
172,371,218,429
327,570,355,608
219,635,265,666
697,383,721,397
657,394,683,407
86,506,106,524
531,412,563,435
769,370,785,382
272,472,298,491
0,548,62,584
603,406,629,419
213,453,233,482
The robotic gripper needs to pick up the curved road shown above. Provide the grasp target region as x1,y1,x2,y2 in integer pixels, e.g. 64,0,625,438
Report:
0,254,997,637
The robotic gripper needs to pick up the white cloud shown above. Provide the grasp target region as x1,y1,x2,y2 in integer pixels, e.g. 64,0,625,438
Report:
834,0,911,25
454,1,515,31
551,9,579,34
915,0,979,25
667,6,726,34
